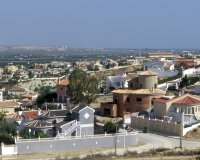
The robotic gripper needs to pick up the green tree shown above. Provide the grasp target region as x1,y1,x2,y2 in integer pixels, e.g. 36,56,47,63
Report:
179,75,190,88
103,122,117,134
0,110,7,121
68,68,100,105
0,121,16,144
35,130,48,138
36,86,52,104
28,71,34,78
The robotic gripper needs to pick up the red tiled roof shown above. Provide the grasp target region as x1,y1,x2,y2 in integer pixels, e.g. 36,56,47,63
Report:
23,111,38,120
58,79,69,86
174,96,200,104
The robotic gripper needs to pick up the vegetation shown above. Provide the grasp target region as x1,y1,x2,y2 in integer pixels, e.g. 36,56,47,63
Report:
0,121,16,144
36,86,53,104
179,75,200,88
158,74,180,84
19,129,48,139
68,68,100,105
28,70,34,78
0,110,7,121
103,122,117,134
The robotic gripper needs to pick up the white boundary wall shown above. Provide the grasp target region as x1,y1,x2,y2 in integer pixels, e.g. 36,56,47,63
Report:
0,143,17,155
183,122,200,136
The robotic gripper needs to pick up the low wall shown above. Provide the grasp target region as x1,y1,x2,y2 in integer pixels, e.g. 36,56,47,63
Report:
0,143,17,155
131,116,181,136
183,122,200,136
15,133,137,154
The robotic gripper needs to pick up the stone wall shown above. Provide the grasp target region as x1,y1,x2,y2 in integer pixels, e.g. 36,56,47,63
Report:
131,116,181,136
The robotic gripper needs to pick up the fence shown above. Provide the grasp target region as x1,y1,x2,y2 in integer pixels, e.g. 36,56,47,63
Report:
13,132,137,154
131,116,181,136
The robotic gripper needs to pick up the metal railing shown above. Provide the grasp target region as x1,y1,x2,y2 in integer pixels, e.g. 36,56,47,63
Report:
15,132,137,143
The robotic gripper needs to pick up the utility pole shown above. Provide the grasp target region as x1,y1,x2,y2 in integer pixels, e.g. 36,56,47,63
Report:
115,124,117,155
180,111,184,149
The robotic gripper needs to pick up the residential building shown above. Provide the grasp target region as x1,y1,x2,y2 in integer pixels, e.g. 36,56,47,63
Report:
106,74,128,90
56,78,69,103
8,87,26,97
0,101,20,114
148,52,174,59
143,60,178,78
153,94,200,124
176,57,196,68
22,92,38,101
22,105,95,137
100,71,166,117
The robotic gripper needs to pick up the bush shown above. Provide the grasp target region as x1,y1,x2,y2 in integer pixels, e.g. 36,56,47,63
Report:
19,129,48,139
0,131,15,144
196,155,200,160
158,74,180,84
35,130,48,138
103,122,117,134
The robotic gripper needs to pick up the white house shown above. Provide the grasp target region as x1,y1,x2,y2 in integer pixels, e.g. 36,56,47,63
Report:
107,74,128,90
143,60,178,78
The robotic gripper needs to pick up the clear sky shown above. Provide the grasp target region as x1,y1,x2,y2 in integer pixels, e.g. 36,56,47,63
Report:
0,0,200,49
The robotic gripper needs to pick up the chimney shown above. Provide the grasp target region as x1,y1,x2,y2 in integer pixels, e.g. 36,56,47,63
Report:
38,108,41,116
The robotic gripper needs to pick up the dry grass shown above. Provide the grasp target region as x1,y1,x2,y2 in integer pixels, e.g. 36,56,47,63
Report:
184,125,200,140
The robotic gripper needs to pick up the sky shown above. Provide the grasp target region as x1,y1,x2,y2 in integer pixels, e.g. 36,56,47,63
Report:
0,0,200,49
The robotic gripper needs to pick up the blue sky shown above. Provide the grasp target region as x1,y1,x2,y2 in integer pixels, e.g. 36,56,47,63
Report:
0,0,200,49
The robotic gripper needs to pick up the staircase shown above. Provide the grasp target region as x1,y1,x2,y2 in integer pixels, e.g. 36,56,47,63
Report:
58,121,80,137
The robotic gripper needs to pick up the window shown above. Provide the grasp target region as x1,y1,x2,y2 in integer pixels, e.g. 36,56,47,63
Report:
136,98,142,102
155,83,157,88
140,84,142,88
127,97,130,102
116,82,120,86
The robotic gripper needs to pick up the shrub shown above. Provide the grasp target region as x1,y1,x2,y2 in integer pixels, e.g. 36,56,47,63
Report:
103,122,117,134
35,130,48,138
196,155,200,160
0,131,14,144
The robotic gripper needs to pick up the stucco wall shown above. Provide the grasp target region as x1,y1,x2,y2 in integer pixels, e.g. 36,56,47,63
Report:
131,116,181,136
15,133,138,154
138,75,158,89
154,101,167,118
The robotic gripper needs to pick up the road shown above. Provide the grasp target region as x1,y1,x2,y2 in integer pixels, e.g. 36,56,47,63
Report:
2,132,200,160
127,132,200,153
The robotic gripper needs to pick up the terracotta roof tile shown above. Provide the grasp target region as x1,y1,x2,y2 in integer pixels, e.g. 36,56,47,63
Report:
174,96,200,104
112,89,165,95
23,111,38,120
58,79,69,86
138,71,158,76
